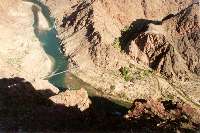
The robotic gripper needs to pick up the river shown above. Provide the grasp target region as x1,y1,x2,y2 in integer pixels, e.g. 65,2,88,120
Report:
24,0,132,114
30,0,68,89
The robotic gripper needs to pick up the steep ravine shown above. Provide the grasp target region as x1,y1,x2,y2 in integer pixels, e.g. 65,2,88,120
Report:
27,0,133,110
43,0,200,117
28,0,200,115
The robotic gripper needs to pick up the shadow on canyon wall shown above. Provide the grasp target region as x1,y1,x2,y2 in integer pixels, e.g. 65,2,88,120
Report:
119,19,162,52
0,77,198,132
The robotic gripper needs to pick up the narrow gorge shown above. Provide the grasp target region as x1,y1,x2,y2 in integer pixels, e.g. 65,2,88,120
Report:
30,0,68,89
0,0,200,132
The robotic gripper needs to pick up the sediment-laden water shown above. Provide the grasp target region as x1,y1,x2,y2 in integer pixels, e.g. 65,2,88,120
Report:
30,0,68,89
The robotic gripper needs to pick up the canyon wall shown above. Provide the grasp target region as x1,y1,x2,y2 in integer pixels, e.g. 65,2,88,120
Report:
0,0,199,131
45,0,200,106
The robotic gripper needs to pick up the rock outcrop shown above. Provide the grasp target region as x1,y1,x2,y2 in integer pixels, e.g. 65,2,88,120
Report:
127,99,200,131
50,88,91,111
128,3,200,80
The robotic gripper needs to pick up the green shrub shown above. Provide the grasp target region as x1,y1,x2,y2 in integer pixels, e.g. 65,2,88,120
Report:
139,69,153,79
110,85,116,90
120,67,132,81
143,69,153,76
113,38,122,51
121,26,130,33
119,92,126,98
112,25,133,52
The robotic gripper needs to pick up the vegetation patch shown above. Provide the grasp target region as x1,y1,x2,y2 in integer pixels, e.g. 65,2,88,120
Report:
6,57,22,68
139,69,153,79
110,85,116,90
119,67,133,81
113,38,122,51
119,65,154,81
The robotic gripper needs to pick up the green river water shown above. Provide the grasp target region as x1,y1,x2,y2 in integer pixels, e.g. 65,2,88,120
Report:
30,0,67,89
25,0,132,113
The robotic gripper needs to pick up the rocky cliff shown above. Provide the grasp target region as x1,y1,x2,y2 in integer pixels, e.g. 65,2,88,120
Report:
44,0,200,110
128,4,200,80
125,3,200,106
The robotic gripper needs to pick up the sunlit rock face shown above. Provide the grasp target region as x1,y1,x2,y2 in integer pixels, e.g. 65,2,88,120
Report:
43,0,192,74
0,0,20,12
0,0,56,93
50,88,91,111
128,4,200,80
